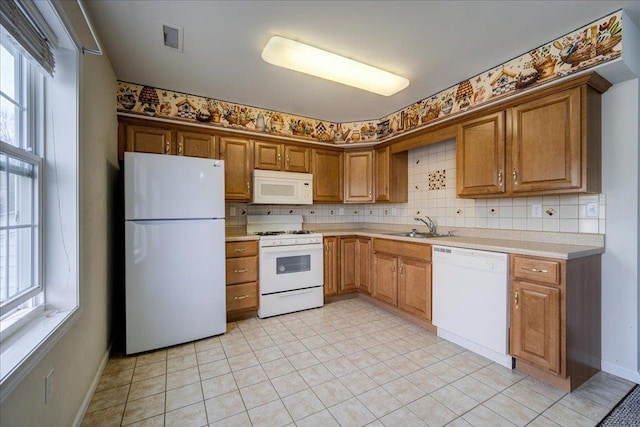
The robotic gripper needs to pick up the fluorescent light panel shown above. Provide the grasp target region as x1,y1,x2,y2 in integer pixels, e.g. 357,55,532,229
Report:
262,36,409,96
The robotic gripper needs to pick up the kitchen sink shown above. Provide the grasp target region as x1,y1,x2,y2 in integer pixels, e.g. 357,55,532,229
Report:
386,231,450,238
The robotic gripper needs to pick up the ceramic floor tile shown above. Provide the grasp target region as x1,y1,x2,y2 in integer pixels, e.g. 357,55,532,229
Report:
195,346,226,365
329,397,377,427
384,355,421,376
471,366,520,392
248,397,294,427
227,352,260,371
262,357,296,379
126,414,165,427
310,344,343,363
324,357,359,378
431,384,479,415
298,363,335,387
201,372,238,400
404,348,440,368
194,336,221,353
484,393,538,426
526,415,562,427
407,395,457,427
362,361,401,385
446,417,474,427
204,390,246,424
254,346,286,364
80,403,125,427
131,361,166,383
366,344,401,361
281,388,325,421
167,342,195,359
357,386,403,418
103,357,137,375
382,377,426,405
128,375,166,402
208,410,251,427
164,401,207,427
300,334,329,350
121,392,165,426
558,392,611,422
166,366,200,390
425,360,467,383
541,402,597,427
223,342,253,357
87,384,130,413
287,350,321,370
461,404,516,427
517,376,567,402
96,368,134,392
271,371,309,397
238,380,279,409
233,365,268,389
312,378,354,407
278,340,308,357
405,368,448,394
502,382,556,413
379,407,426,427
442,353,484,374
337,370,377,396
198,358,231,381
135,350,167,367
166,382,203,412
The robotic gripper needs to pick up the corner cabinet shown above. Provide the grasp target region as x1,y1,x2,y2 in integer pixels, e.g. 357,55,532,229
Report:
457,80,606,198
339,236,371,294
375,146,408,203
312,149,343,203
509,254,601,392
220,136,253,201
344,150,374,203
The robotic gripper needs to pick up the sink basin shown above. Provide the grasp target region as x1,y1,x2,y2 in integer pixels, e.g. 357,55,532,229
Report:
386,231,449,238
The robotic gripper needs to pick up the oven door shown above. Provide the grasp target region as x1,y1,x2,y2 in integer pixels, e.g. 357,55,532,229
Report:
259,243,323,294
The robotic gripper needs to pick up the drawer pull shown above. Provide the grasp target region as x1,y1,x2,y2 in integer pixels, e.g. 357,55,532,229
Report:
234,247,248,252
522,267,548,273
234,295,249,300
233,268,249,273
514,290,519,309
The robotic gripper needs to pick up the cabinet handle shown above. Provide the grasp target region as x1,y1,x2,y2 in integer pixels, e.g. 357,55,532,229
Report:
498,170,503,187
246,182,250,191
325,244,329,253
522,267,548,273
165,141,171,154
392,264,396,272
514,290,519,309
234,295,249,300
177,141,183,155
400,263,404,275
368,191,372,197
277,154,281,167
512,168,518,184
234,247,248,252
286,156,290,167
233,269,249,273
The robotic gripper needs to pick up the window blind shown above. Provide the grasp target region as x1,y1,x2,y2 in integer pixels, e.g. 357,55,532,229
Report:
0,0,55,75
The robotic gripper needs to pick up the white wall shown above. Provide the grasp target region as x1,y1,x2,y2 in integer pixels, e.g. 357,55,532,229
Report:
601,78,640,382
0,5,118,427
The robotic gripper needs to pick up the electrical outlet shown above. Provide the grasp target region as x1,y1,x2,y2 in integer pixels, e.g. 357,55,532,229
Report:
229,206,237,216
586,203,599,218
45,369,54,405
531,204,542,218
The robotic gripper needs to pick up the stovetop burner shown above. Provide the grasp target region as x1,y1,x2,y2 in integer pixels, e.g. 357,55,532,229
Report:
289,230,312,235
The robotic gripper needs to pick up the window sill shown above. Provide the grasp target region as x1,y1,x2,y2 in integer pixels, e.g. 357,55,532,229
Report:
0,306,80,402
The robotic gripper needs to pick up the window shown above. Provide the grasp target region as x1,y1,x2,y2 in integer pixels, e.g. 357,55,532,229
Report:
0,31,44,318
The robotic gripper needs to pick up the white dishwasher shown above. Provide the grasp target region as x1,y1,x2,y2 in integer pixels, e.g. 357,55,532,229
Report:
432,245,513,368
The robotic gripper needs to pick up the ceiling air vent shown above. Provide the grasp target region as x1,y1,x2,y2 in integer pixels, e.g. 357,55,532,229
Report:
162,23,183,52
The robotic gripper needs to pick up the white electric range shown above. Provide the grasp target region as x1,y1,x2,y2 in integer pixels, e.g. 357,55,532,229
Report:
246,215,324,318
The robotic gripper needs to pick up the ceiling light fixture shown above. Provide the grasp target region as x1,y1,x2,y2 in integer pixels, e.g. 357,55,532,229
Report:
261,36,409,96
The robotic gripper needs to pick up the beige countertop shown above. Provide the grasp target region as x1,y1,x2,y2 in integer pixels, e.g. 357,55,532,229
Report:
226,226,604,260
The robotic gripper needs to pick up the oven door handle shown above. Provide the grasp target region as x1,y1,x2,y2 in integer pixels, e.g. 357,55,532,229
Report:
260,243,323,254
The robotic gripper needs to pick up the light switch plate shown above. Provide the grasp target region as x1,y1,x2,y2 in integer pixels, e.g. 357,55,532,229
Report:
531,204,542,218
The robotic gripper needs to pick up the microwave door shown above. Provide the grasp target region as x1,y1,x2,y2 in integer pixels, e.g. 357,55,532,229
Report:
255,177,298,204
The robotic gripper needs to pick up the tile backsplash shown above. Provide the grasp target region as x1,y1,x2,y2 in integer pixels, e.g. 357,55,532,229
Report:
227,139,605,234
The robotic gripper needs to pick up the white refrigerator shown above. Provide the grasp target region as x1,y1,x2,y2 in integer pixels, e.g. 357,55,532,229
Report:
124,152,226,354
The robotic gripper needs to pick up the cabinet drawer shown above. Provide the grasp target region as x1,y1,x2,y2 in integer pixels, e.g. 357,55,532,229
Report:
227,282,258,312
226,241,258,258
226,256,258,284
373,239,431,261
512,256,561,285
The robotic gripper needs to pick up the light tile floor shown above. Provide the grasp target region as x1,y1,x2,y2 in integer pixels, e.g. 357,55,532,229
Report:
82,299,635,426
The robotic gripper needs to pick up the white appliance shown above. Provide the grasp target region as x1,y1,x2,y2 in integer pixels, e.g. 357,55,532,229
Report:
432,245,512,368
253,169,313,205
124,152,226,354
247,215,324,318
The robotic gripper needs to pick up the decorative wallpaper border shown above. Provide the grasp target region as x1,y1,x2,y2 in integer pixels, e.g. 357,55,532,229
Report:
117,10,622,144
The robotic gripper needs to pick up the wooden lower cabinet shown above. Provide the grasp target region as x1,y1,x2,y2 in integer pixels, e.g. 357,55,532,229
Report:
339,237,371,294
398,258,432,321
509,254,601,391
356,238,372,294
225,241,259,319
372,252,397,306
323,237,339,296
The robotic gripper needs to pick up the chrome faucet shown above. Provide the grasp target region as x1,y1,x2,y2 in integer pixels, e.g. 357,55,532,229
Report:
415,216,436,234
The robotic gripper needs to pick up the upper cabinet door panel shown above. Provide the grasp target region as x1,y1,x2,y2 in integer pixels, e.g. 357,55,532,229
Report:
284,145,311,173
177,131,217,158
510,87,581,194
254,141,282,170
312,149,343,203
344,150,374,203
126,125,175,155
456,112,506,197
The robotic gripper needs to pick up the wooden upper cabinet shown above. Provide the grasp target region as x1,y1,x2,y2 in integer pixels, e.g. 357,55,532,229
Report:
344,150,374,203
375,146,408,202
177,131,217,158
510,87,586,195
220,136,252,201
126,125,175,155
456,112,506,197
312,149,343,203
254,141,310,172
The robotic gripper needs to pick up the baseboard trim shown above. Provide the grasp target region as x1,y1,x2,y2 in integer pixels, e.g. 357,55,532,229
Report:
72,343,112,427
601,360,640,384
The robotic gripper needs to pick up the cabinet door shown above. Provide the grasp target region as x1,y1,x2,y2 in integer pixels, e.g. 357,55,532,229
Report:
375,147,408,203
356,238,372,294
344,150,374,203
340,237,357,293
220,137,252,201
372,253,397,306
284,145,311,173
126,125,175,155
323,237,339,296
254,141,282,170
177,131,217,158
510,281,561,374
456,112,506,197
398,258,432,320
312,149,343,202
510,87,581,194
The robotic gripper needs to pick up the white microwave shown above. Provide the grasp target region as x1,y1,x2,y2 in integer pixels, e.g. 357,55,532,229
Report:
253,169,313,205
